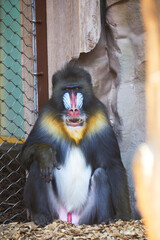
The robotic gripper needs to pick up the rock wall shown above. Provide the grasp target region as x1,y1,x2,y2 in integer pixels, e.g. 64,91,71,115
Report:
107,0,146,218
76,0,146,218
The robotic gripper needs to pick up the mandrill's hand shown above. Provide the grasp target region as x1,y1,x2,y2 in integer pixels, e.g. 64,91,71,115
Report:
38,143,60,182
22,142,60,182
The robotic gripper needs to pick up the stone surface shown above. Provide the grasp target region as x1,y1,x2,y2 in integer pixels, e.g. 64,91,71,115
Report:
76,0,146,218
106,0,146,218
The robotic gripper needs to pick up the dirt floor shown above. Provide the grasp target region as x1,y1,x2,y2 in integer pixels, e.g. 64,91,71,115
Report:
0,219,147,240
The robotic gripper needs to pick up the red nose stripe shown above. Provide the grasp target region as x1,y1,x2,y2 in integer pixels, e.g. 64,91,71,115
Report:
67,212,72,223
70,92,77,108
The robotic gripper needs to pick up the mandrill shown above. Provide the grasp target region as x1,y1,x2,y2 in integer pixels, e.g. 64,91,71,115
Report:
21,64,131,226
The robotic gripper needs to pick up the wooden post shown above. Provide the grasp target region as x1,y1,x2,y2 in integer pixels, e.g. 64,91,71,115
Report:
133,1,160,240
35,0,49,110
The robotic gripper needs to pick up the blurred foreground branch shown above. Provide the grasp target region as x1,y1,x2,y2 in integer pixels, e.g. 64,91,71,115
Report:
133,1,160,240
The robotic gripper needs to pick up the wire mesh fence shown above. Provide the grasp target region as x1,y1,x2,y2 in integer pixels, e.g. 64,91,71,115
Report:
0,0,38,224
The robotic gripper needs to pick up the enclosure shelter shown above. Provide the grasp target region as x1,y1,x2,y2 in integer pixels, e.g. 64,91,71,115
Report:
0,0,146,227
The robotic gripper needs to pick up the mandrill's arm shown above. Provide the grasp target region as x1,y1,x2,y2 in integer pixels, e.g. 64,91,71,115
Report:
21,142,59,182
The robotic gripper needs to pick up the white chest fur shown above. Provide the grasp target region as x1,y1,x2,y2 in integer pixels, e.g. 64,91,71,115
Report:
54,147,92,213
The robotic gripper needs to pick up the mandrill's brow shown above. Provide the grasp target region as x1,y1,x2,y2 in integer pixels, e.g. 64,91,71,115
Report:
61,84,82,91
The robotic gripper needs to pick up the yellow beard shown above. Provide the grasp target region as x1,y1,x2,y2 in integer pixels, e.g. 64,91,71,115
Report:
86,111,107,136
41,111,107,144
41,113,65,140
63,123,87,144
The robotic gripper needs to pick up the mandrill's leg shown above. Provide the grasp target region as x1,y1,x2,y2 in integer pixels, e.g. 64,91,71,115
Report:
24,161,58,226
79,168,115,225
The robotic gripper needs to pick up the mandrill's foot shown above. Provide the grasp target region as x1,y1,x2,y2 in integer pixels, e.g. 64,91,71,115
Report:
32,213,53,226
101,217,115,225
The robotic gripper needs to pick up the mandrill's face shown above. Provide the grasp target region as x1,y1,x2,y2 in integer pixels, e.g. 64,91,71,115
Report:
60,85,87,144
41,65,107,144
